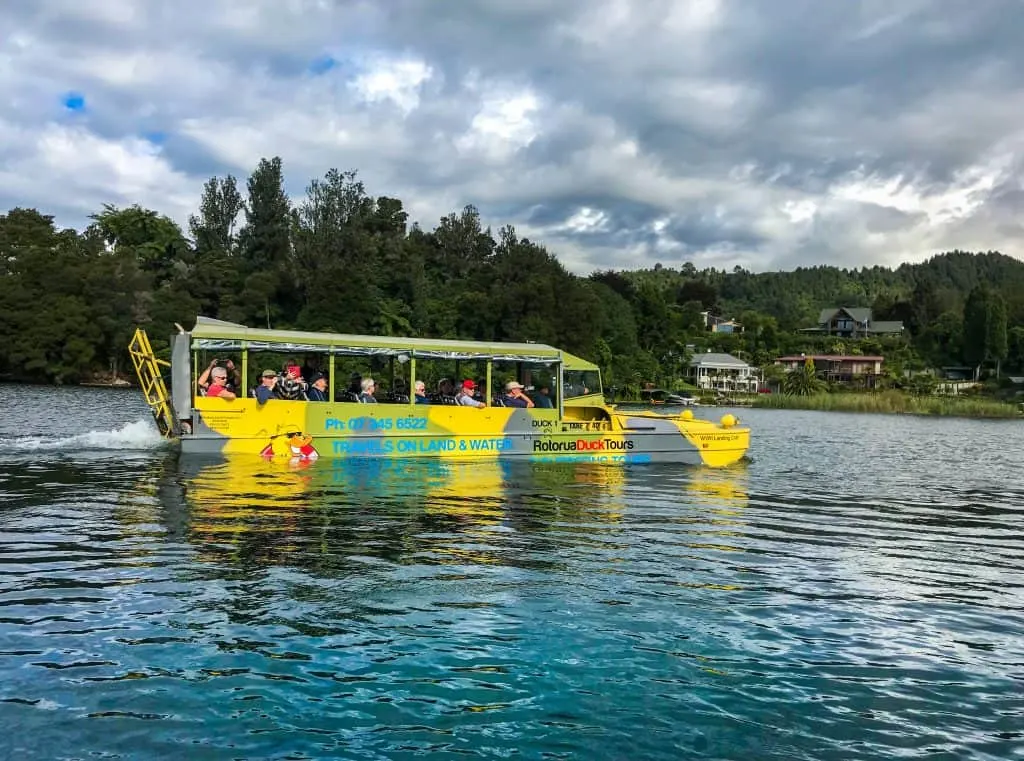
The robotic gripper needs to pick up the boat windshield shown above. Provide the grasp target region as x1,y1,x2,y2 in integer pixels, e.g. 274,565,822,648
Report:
563,370,601,398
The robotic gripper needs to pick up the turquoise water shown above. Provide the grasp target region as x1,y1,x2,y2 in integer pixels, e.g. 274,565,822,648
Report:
0,385,1022,760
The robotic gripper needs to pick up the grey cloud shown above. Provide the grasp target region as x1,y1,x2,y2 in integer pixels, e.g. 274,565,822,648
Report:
1,0,1022,273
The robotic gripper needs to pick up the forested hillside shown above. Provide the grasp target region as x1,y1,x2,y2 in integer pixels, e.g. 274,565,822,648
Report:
1,156,1022,390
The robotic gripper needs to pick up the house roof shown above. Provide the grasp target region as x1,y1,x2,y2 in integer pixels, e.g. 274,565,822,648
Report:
818,307,871,325
689,352,751,368
777,355,885,362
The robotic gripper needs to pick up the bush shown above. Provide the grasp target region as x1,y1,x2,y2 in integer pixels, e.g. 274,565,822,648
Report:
752,390,1019,419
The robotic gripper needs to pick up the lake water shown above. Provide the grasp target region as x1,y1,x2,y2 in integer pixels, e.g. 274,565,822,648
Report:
0,384,1022,760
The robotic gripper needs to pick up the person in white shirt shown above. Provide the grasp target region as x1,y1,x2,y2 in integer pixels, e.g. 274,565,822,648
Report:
456,379,485,408
359,377,378,403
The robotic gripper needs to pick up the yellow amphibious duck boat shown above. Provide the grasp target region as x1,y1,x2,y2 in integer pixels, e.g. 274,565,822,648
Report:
129,317,750,467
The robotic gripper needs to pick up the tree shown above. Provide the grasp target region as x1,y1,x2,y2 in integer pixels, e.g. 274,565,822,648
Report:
91,204,190,288
676,280,718,311
292,168,380,333
784,358,825,396
963,284,1008,377
237,157,294,326
238,157,292,272
633,281,672,357
917,310,963,368
1008,327,1024,372
988,291,1008,377
189,175,244,256
429,204,494,285
678,300,706,333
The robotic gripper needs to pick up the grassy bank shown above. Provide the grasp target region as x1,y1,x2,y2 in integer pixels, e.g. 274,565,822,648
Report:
752,390,1020,419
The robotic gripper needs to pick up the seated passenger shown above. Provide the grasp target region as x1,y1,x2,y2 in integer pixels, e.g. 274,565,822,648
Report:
255,369,278,404
502,381,535,408
434,378,458,405
204,365,237,400
307,372,329,402
414,380,429,404
334,372,361,403
275,362,307,401
198,358,240,395
388,378,410,403
532,385,554,408
456,379,485,408
359,378,378,403
301,356,322,384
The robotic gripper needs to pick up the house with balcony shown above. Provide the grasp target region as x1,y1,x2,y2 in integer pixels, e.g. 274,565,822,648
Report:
687,352,759,393
799,308,903,338
776,354,885,387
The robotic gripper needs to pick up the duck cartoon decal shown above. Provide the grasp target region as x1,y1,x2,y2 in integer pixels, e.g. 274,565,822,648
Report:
260,431,320,462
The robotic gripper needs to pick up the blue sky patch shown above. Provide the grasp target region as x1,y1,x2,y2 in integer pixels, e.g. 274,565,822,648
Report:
62,92,86,111
308,55,337,75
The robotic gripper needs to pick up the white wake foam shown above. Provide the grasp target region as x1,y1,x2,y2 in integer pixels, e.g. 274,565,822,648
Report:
3,418,167,452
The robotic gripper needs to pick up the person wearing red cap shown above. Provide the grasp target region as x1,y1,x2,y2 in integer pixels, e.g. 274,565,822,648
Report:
456,379,485,408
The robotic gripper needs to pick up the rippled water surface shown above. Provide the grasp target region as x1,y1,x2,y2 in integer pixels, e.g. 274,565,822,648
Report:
1,384,1022,760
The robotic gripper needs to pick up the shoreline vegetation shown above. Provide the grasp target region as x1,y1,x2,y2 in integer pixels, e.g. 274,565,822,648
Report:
2,155,1023,401
750,390,1021,419
5,377,1019,419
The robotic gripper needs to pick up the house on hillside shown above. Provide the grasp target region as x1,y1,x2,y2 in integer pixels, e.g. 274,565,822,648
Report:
799,307,903,338
776,354,885,387
700,311,743,333
687,351,759,393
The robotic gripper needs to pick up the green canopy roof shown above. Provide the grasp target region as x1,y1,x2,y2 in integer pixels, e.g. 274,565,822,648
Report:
559,351,599,372
188,316,584,365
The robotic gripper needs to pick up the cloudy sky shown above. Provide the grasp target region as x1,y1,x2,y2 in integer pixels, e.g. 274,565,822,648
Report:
2,0,1023,274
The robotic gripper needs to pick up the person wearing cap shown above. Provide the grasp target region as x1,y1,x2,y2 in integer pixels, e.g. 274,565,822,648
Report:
502,380,535,408
456,379,485,408
307,372,329,402
255,368,278,404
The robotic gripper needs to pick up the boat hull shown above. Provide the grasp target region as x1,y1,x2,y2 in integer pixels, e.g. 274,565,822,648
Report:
183,398,750,467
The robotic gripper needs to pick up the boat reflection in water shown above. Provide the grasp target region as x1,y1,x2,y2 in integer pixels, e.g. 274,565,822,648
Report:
177,456,620,567
685,465,750,511
175,455,750,571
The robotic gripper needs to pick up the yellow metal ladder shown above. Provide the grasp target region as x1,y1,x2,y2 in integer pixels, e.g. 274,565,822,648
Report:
128,328,178,438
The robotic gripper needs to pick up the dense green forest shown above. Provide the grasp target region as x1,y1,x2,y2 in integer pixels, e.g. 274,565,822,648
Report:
2,156,1023,392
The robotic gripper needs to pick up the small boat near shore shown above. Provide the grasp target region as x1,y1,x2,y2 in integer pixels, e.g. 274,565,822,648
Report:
640,388,698,406
129,317,750,467
80,378,133,389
